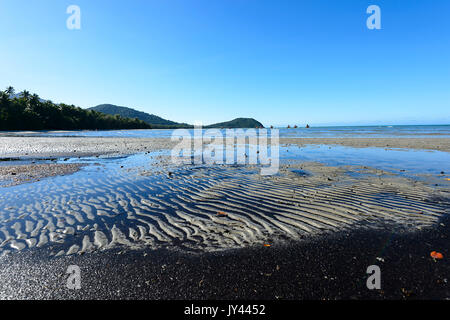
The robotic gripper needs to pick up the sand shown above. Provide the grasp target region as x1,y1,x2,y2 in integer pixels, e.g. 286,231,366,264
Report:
1,214,449,299
0,160,448,257
0,136,177,158
280,137,450,152
0,134,449,299
1,136,450,159
0,163,83,187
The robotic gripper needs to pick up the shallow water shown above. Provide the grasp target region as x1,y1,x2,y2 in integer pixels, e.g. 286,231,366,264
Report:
0,145,449,257
282,145,450,175
3,125,450,139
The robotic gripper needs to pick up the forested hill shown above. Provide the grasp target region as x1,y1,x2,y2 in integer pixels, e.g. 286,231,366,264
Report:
0,88,151,130
89,104,182,126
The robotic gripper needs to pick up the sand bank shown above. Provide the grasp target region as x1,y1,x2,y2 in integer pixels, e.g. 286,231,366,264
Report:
0,136,178,158
0,163,83,187
1,136,449,160
280,137,450,152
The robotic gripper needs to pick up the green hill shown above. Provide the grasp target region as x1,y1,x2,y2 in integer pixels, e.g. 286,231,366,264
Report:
206,118,263,128
89,104,188,126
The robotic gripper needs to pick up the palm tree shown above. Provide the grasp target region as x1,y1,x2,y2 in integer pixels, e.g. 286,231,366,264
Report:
0,91,9,102
5,86,15,97
30,93,40,105
22,90,30,100
19,90,32,111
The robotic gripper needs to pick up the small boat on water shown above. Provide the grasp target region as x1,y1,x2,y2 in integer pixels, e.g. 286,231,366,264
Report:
306,124,310,128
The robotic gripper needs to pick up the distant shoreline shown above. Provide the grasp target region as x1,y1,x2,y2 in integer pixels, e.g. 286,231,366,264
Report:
0,136,450,160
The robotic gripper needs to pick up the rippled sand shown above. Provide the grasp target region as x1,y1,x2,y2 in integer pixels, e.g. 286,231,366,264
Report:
0,156,448,257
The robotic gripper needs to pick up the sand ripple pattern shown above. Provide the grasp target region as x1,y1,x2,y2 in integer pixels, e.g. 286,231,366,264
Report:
0,164,448,256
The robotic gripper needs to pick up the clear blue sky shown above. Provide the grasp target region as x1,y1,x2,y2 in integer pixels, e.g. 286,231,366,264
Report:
0,0,449,126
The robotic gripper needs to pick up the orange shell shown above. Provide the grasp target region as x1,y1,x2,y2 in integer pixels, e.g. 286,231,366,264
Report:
430,251,444,259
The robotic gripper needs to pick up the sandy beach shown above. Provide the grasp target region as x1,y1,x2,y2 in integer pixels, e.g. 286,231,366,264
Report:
1,214,449,299
0,133,449,299
1,136,450,159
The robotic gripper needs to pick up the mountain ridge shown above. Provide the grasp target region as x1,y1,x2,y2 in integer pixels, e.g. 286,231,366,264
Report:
88,104,181,126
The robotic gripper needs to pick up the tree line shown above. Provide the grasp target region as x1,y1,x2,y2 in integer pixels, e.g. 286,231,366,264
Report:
0,87,153,131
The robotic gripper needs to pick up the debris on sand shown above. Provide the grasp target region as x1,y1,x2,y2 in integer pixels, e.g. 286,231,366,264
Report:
430,251,444,260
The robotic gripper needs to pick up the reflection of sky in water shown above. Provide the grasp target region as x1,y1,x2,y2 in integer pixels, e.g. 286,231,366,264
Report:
4,125,450,138
0,145,448,254
281,145,450,175
61,144,450,177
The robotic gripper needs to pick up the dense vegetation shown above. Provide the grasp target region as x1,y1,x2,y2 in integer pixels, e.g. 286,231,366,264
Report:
0,87,264,131
0,87,152,130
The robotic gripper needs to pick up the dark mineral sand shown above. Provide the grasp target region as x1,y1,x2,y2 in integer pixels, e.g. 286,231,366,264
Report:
0,216,448,300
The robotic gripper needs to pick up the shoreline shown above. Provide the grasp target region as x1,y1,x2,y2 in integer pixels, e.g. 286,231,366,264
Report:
0,137,449,160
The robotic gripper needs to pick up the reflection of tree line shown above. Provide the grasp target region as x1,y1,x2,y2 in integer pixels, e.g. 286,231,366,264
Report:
0,87,153,131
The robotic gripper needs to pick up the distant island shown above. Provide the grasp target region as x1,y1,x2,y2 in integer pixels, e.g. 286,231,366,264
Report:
204,117,263,129
0,88,263,131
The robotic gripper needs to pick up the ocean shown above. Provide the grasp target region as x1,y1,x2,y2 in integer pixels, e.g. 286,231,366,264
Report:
3,124,450,139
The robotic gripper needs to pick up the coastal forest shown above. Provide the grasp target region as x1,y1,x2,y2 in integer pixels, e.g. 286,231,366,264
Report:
0,87,264,131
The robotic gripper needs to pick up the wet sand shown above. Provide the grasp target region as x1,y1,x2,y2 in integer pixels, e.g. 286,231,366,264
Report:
0,136,177,158
0,163,83,187
0,214,448,299
1,161,448,257
280,137,450,152
0,135,449,299
1,136,450,159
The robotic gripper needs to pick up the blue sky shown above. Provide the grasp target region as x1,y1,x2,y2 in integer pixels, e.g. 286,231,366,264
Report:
0,0,449,126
